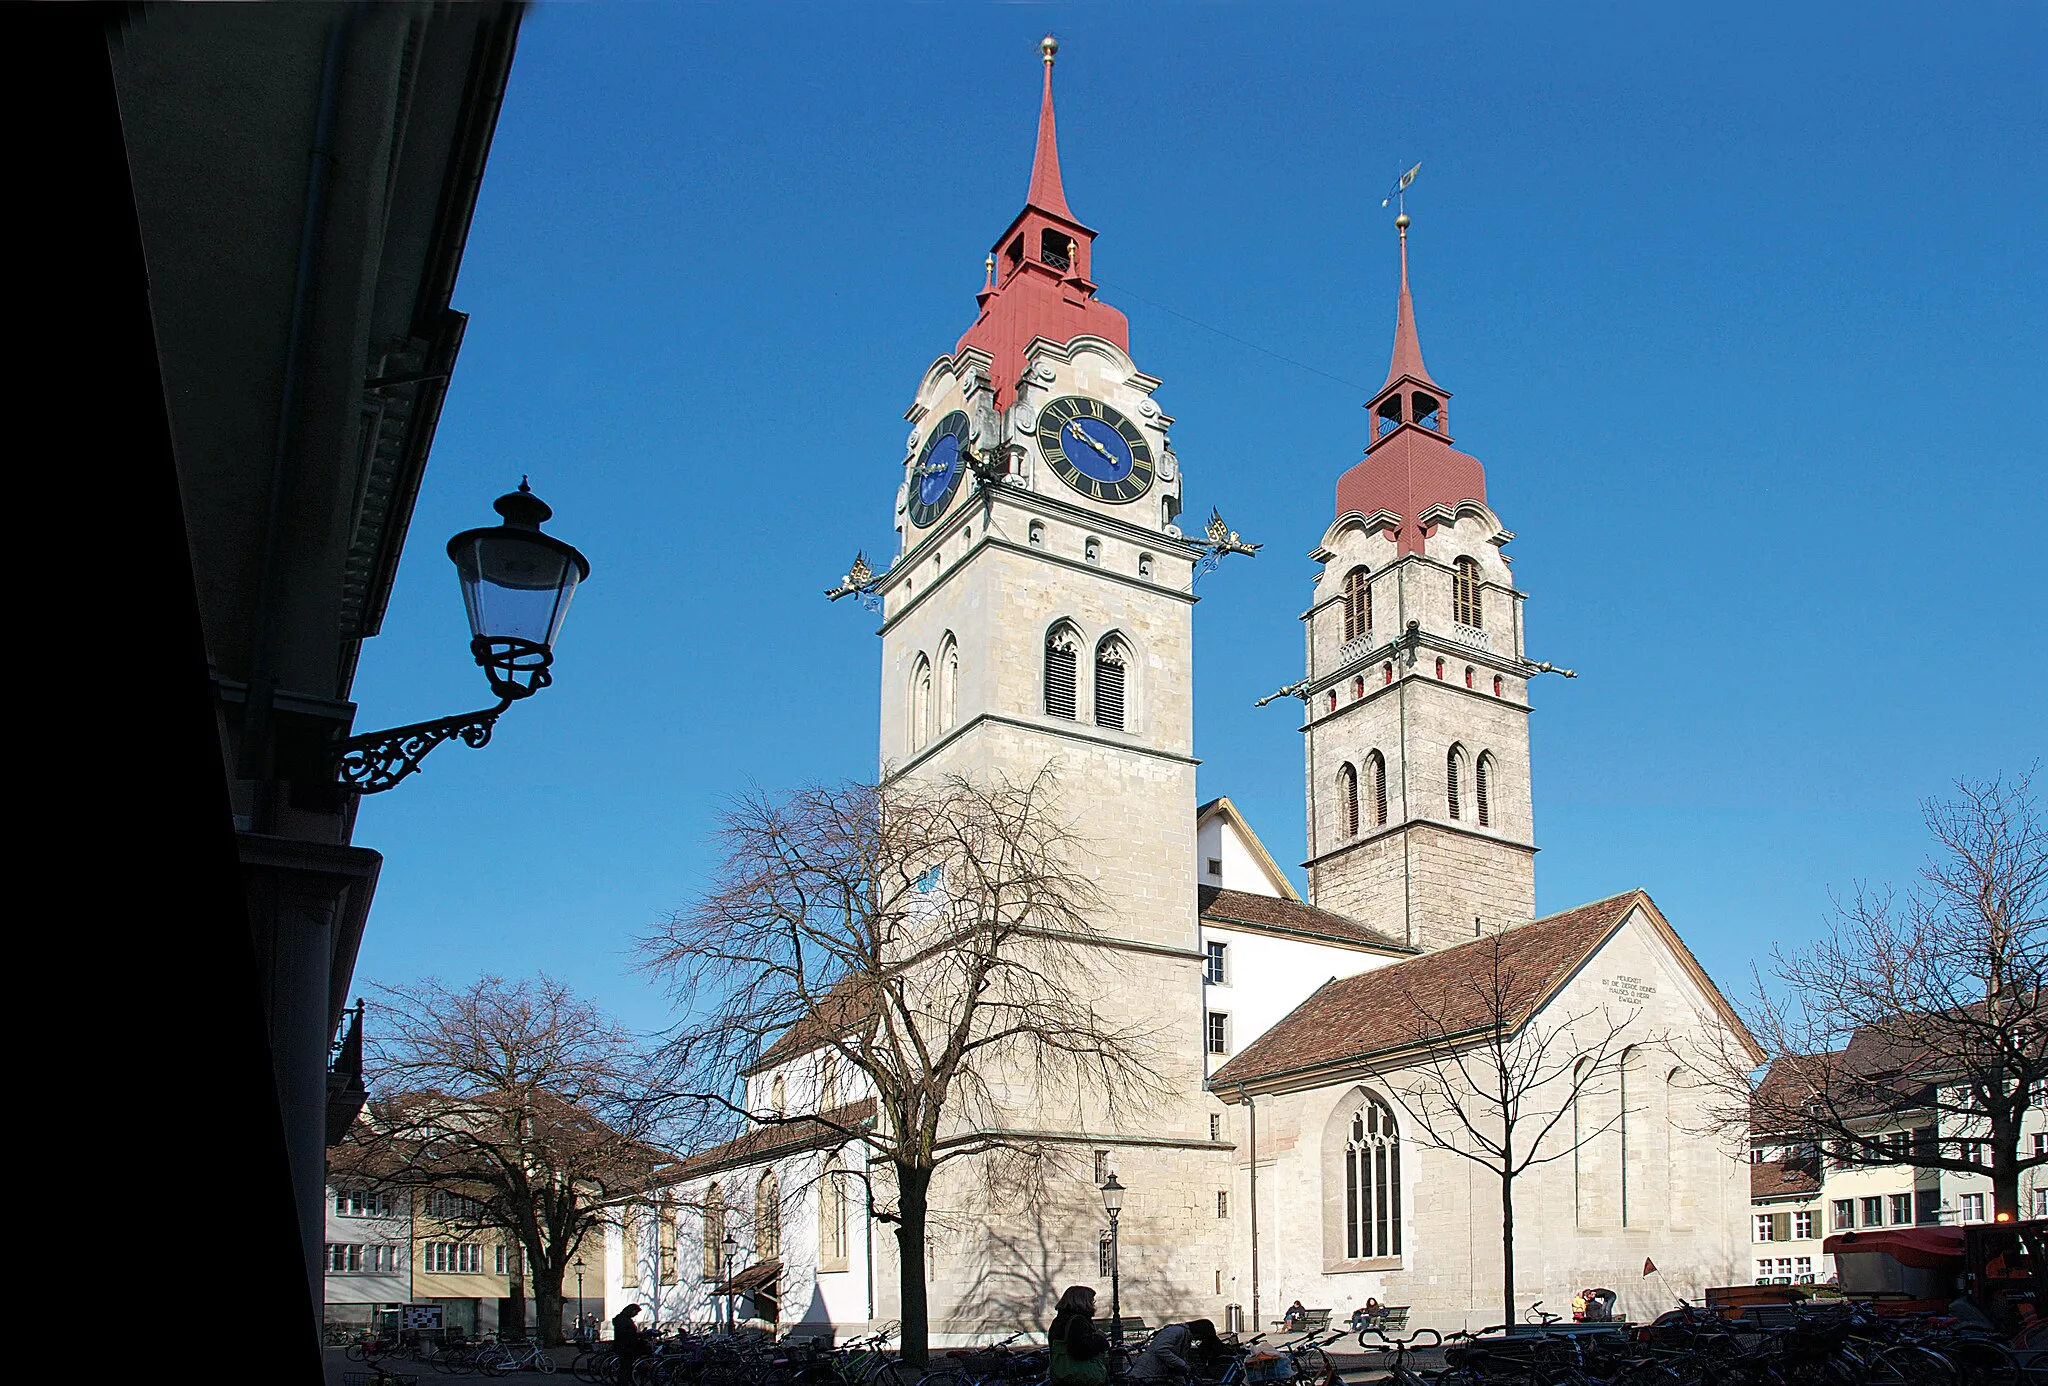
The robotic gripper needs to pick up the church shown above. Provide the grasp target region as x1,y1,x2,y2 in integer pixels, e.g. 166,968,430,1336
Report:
608,39,1758,1339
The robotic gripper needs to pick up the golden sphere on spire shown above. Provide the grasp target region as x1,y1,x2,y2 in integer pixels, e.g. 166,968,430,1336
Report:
1394,212,1411,230
1041,34,1059,63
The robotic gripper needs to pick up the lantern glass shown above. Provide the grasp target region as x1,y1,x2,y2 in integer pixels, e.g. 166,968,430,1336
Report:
1100,1172,1124,1215
451,528,583,648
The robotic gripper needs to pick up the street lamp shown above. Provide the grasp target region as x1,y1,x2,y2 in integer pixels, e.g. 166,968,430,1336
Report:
1100,1172,1125,1346
573,1256,586,1344
336,479,591,792
721,1232,740,1330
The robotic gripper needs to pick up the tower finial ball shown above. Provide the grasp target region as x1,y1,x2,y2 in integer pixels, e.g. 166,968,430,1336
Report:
1394,212,1411,230
1041,34,1059,62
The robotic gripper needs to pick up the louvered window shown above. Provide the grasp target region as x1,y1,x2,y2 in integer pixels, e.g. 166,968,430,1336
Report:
1477,754,1493,827
1045,633,1078,720
1369,752,1388,827
1339,764,1359,838
1447,746,1464,820
1094,640,1127,729
1454,557,1483,628
1342,567,1370,641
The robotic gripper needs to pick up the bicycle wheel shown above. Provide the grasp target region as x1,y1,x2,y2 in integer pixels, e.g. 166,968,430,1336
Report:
1944,1339,2021,1386
1866,1345,1960,1386
535,1350,560,1375
915,1370,968,1386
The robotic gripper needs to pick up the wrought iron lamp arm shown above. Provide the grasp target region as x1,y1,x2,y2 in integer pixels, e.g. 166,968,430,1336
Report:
335,697,513,794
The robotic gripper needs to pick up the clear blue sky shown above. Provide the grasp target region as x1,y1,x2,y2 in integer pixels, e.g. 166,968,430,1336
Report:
351,2,2046,1036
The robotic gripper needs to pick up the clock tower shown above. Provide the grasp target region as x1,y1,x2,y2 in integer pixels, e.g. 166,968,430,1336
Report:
868,38,1226,1333
1299,215,1539,952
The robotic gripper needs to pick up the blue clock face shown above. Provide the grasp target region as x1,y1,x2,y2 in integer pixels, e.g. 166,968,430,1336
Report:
919,434,961,506
1036,396,1156,503
907,411,970,528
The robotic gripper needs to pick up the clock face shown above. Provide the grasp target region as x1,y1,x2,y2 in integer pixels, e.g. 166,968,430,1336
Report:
907,411,970,528
1036,396,1155,503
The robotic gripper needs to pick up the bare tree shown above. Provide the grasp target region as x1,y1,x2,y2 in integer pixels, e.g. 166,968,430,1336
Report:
1360,926,1640,1329
642,769,1167,1364
1741,770,2046,1218
331,975,670,1345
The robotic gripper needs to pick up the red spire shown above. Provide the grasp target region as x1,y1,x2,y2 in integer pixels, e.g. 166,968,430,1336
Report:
953,37,1127,409
1384,213,1438,390
1026,35,1075,222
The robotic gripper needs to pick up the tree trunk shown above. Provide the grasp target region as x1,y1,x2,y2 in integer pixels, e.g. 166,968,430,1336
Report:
1992,1155,2021,1225
529,1254,566,1347
1500,1170,1517,1331
896,1162,934,1366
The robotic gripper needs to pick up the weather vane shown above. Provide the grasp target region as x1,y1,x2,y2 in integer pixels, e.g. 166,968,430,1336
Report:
1381,162,1422,215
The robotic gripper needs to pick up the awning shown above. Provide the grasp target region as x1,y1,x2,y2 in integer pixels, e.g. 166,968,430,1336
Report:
1821,1226,1966,1268
711,1259,782,1296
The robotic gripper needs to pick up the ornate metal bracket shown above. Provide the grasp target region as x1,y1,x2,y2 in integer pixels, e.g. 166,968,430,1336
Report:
825,551,885,614
334,698,512,794
1193,507,1262,586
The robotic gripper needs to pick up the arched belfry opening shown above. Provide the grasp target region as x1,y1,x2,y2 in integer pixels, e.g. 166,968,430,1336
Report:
1040,227,1074,270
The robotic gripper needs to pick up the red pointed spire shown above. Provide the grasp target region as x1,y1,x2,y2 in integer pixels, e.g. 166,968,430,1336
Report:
1384,213,1439,390
953,37,1127,409
1026,36,1076,222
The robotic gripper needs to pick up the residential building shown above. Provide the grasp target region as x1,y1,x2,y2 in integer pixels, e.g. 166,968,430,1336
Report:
106,2,524,1337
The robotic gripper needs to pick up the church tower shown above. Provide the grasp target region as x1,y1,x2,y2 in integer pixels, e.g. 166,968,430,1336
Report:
1300,214,1537,952
867,39,1226,1332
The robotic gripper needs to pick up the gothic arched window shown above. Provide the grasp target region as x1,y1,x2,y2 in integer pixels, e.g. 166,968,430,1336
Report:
910,655,932,751
1447,744,1467,820
938,636,959,733
1342,567,1370,642
1476,752,1495,827
1367,751,1388,827
1338,764,1359,839
1454,557,1483,629
1345,1094,1402,1259
1094,635,1130,730
701,1183,724,1276
818,1158,848,1269
757,1170,781,1261
1045,626,1079,720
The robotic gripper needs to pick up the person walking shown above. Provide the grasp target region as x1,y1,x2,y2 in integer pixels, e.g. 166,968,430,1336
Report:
1049,1286,1111,1386
611,1304,651,1385
1129,1319,1222,1384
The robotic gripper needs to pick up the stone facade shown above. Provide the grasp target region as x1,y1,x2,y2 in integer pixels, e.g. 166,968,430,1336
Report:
1302,503,1537,952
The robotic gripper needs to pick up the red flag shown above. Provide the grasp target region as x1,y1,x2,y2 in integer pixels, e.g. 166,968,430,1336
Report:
1643,1258,1657,1276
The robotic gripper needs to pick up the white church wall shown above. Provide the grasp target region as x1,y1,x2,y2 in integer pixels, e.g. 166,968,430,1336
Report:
1226,906,1751,1333
1197,814,1288,898
1200,925,1396,1077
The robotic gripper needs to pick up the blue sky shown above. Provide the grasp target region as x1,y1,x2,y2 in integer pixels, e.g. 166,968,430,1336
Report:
350,2,2046,1036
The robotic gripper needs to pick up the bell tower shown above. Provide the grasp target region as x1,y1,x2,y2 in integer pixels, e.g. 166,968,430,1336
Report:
859,38,1228,1334
1300,213,1538,952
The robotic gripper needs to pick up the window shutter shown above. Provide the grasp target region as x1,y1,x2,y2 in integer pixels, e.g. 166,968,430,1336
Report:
1371,754,1389,826
1476,756,1492,826
1094,651,1125,729
1447,748,1462,820
1045,638,1077,719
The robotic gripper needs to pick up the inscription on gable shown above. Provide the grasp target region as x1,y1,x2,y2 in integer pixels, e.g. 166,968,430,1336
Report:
1605,974,1657,1006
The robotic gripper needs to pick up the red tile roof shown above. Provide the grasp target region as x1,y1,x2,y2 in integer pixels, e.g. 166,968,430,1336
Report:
743,981,879,1076
1751,1159,1823,1201
1211,891,1647,1091
669,1099,877,1181
1199,886,1413,955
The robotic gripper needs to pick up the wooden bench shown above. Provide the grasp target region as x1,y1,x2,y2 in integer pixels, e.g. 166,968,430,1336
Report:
1272,1309,1333,1334
1351,1306,1409,1335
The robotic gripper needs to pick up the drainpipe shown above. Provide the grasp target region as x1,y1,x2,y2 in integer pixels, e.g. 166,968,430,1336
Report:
1243,1087,1259,1334
239,7,354,816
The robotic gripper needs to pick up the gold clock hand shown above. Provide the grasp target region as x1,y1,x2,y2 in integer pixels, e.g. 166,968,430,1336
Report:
1066,420,1117,461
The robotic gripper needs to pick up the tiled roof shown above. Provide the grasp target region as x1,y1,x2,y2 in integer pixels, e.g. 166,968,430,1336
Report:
1210,891,1646,1091
1199,887,1413,955
743,981,879,1076
668,1099,877,1181
1751,1159,1822,1201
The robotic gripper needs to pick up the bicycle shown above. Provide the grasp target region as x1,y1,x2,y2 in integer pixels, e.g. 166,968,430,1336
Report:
477,1339,559,1376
